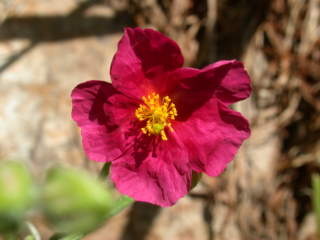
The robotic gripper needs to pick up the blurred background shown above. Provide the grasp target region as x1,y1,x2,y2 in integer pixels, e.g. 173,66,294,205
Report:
0,0,319,239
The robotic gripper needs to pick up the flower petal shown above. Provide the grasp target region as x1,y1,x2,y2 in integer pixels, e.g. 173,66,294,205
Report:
110,27,184,98
170,60,251,120
71,80,137,162
175,98,250,176
211,60,251,105
111,132,191,207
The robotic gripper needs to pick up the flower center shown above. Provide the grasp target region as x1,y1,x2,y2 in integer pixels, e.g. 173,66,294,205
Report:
135,93,178,141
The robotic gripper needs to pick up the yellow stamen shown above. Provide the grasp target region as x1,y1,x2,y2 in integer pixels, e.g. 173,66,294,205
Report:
135,93,178,141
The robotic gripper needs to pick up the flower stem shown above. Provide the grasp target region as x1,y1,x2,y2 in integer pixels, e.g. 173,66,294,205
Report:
99,163,134,218
99,162,111,180
106,195,134,219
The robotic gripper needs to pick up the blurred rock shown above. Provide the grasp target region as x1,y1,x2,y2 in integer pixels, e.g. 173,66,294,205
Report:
0,0,125,176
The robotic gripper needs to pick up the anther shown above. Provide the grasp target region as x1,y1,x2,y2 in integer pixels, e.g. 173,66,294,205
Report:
135,93,178,141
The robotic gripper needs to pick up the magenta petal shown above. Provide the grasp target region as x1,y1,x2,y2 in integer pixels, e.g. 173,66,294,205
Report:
171,60,251,119
175,98,250,176
80,124,122,162
71,80,116,127
110,27,184,98
71,80,137,162
212,60,251,105
111,132,192,207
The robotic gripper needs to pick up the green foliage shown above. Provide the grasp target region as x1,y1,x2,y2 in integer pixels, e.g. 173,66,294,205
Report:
24,235,36,240
0,161,35,233
49,233,84,240
312,174,320,238
43,167,114,234
0,162,134,239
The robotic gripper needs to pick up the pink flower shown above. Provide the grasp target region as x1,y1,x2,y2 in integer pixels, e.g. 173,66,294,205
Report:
71,27,251,207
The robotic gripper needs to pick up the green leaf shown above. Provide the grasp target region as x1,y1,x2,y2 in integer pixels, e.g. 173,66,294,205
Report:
24,236,35,240
44,167,134,237
25,222,41,240
0,161,35,233
43,167,113,234
191,171,202,190
312,174,320,238
49,233,84,240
